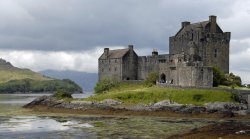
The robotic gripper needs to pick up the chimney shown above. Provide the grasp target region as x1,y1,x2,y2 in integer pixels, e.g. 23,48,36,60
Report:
152,49,158,56
182,21,190,28
128,45,133,50
104,48,109,59
209,15,217,33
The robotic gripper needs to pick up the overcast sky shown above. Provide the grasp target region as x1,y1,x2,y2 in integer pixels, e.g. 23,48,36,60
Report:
0,0,250,83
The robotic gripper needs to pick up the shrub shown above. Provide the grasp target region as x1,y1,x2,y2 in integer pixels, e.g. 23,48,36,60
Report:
144,72,159,87
231,92,240,102
94,78,119,94
192,94,203,102
53,90,72,99
213,67,242,87
213,67,224,87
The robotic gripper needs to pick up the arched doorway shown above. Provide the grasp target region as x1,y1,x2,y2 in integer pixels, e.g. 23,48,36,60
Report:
160,73,166,83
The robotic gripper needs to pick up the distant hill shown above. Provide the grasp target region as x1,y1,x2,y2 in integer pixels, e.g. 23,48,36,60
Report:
0,58,50,83
40,70,98,92
0,58,82,93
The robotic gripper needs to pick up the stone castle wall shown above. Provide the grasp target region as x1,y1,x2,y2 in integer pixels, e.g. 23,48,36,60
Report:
98,16,230,87
122,47,138,80
98,58,123,81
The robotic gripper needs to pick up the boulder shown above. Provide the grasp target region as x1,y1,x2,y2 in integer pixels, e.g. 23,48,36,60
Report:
153,100,172,107
100,99,122,106
205,102,247,112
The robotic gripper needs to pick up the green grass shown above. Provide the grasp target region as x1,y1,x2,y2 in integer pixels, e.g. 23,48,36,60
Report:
218,85,250,90
84,83,238,106
0,69,50,83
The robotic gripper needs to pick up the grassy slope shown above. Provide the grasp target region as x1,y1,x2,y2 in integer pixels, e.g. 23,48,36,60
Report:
0,69,51,83
218,85,250,90
84,83,237,106
0,59,51,83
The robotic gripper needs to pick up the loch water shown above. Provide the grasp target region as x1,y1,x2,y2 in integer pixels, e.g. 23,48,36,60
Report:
0,93,212,138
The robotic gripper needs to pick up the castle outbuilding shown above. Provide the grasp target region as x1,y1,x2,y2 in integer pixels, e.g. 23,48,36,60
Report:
98,16,231,87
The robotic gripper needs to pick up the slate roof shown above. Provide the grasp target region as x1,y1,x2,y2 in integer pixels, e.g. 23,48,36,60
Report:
99,48,130,59
175,21,209,36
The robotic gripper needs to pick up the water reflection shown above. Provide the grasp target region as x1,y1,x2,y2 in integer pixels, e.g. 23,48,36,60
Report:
0,116,96,139
0,93,91,104
0,93,211,138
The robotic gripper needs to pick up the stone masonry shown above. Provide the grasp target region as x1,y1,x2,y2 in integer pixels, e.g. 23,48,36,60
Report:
98,16,231,87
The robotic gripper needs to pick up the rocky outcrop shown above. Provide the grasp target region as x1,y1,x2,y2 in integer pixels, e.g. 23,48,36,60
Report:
24,97,249,116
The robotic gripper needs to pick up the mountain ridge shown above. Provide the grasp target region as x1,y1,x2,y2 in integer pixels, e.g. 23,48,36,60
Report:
0,58,82,93
40,70,98,92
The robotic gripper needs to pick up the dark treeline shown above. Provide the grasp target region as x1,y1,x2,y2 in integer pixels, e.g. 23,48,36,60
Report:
0,79,82,93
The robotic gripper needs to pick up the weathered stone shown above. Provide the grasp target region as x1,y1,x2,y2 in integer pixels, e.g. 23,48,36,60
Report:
205,102,247,111
100,99,122,106
153,100,172,107
24,96,248,115
98,16,229,87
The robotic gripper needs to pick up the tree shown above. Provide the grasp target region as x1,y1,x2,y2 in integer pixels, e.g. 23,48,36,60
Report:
247,84,250,88
213,67,224,87
213,67,242,87
94,78,119,94
144,72,159,87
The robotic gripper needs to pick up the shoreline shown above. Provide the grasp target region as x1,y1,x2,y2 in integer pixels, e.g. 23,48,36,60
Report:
24,96,250,119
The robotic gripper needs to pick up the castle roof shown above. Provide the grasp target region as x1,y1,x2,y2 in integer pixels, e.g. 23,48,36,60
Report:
99,48,130,59
175,21,209,37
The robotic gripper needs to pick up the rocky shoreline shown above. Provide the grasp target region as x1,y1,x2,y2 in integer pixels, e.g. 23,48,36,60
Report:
24,96,249,117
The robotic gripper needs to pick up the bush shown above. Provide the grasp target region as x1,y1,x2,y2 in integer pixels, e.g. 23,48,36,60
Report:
53,90,72,99
144,72,159,87
231,92,240,102
213,67,242,87
192,94,203,102
213,67,224,87
94,78,119,94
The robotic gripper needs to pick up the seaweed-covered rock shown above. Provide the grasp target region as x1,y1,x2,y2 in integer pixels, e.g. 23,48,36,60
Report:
205,102,247,112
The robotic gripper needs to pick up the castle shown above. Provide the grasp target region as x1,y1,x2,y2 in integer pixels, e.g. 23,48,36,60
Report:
98,16,231,87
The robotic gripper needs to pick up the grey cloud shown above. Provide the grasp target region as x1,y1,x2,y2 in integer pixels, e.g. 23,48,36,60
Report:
0,0,237,51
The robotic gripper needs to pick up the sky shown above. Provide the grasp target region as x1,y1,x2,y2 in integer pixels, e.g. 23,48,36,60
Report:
0,0,250,83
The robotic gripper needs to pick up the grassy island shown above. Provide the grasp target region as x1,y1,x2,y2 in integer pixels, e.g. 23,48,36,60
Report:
83,82,239,106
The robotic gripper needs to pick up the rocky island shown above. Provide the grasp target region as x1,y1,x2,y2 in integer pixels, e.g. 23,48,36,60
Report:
24,82,250,118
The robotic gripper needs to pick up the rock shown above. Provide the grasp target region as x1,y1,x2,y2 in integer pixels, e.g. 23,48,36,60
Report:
71,101,93,105
153,100,172,107
100,99,122,106
179,106,206,113
236,130,246,134
221,110,235,117
23,95,50,108
205,102,247,112
234,110,248,116
24,96,248,115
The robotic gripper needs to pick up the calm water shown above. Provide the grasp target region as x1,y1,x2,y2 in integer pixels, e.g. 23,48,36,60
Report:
0,93,210,138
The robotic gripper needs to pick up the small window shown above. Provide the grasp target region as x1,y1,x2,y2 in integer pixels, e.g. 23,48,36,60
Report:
114,67,117,71
214,49,217,58
101,69,104,72
109,68,111,71
115,59,117,63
